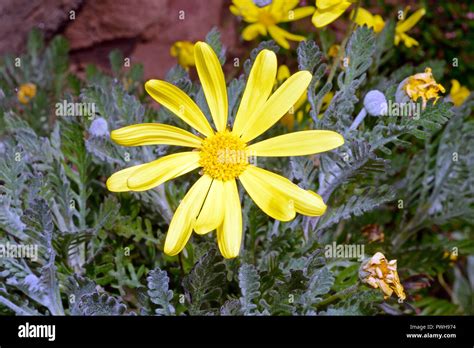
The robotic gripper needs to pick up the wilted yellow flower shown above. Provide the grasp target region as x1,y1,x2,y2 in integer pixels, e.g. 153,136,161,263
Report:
361,252,406,301
17,83,37,104
230,0,315,49
403,68,445,108
312,0,355,28
449,79,470,107
395,7,426,48
327,44,340,58
352,7,385,33
107,42,344,259
170,41,195,70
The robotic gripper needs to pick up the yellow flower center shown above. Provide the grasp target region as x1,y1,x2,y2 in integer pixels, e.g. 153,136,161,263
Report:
258,11,277,26
199,131,249,181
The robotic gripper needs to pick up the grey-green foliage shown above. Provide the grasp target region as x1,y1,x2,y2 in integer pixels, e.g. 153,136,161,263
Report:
238,263,261,315
75,292,128,316
182,249,226,315
146,268,175,315
318,26,376,132
297,40,331,121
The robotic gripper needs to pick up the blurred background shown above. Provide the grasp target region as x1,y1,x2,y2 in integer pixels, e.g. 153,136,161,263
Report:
1,0,472,85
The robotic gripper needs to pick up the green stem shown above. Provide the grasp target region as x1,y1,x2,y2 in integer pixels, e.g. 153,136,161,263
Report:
314,283,359,309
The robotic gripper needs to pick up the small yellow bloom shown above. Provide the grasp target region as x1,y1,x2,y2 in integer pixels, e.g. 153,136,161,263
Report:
449,79,470,107
352,7,385,33
170,41,195,70
312,0,355,28
17,83,37,104
443,250,458,263
395,7,426,48
230,0,315,49
327,44,340,58
107,42,344,259
403,68,445,108
361,252,406,301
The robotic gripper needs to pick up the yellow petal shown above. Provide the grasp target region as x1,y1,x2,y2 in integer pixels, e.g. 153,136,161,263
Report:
110,123,203,148
239,167,296,221
145,80,214,137
317,0,345,10
240,165,327,217
240,70,312,142
268,25,291,49
352,7,375,28
280,6,315,22
233,49,277,136
127,152,201,191
242,23,267,40
397,32,419,48
312,1,352,28
230,0,259,22
194,179,225,235
194,41,228,132
450,79,461,94
247,130,344,157
217,179,242,258
164,175,212,256
396,8,425,33
106,163,147,192
277,64,291,82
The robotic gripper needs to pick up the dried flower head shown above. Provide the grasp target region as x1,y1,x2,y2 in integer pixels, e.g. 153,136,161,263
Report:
360,252,406,301
403,68,445,108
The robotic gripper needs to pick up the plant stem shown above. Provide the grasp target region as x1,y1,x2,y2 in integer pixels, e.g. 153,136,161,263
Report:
314,283,360,309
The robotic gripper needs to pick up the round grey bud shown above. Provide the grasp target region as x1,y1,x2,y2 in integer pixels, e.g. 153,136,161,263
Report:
364,90,387,116
89,117,109,137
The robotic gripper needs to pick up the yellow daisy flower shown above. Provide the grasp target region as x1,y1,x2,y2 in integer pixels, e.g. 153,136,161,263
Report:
312,0,355,28
107,42,344,259
395,7,426,48
449,79,470,107
17,83,37,104
361,252,406,301
351,7,385,33
170,41,195,70
403,68,445,108
230,0,315,49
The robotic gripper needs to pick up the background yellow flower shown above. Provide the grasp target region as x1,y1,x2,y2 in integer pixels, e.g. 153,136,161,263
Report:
17,83,37,104
170,41,195,70
230,0,315,49
449,79,470,106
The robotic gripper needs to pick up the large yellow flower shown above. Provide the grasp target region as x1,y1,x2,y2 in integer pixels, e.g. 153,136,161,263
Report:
230,0,315,49
312,0,355,28
107,42,344,259
395,7,426,48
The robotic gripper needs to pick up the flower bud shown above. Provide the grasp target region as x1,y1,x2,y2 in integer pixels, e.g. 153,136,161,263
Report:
364,90,387,116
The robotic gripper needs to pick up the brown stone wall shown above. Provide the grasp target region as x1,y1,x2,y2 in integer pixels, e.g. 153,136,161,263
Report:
0,0,242,79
